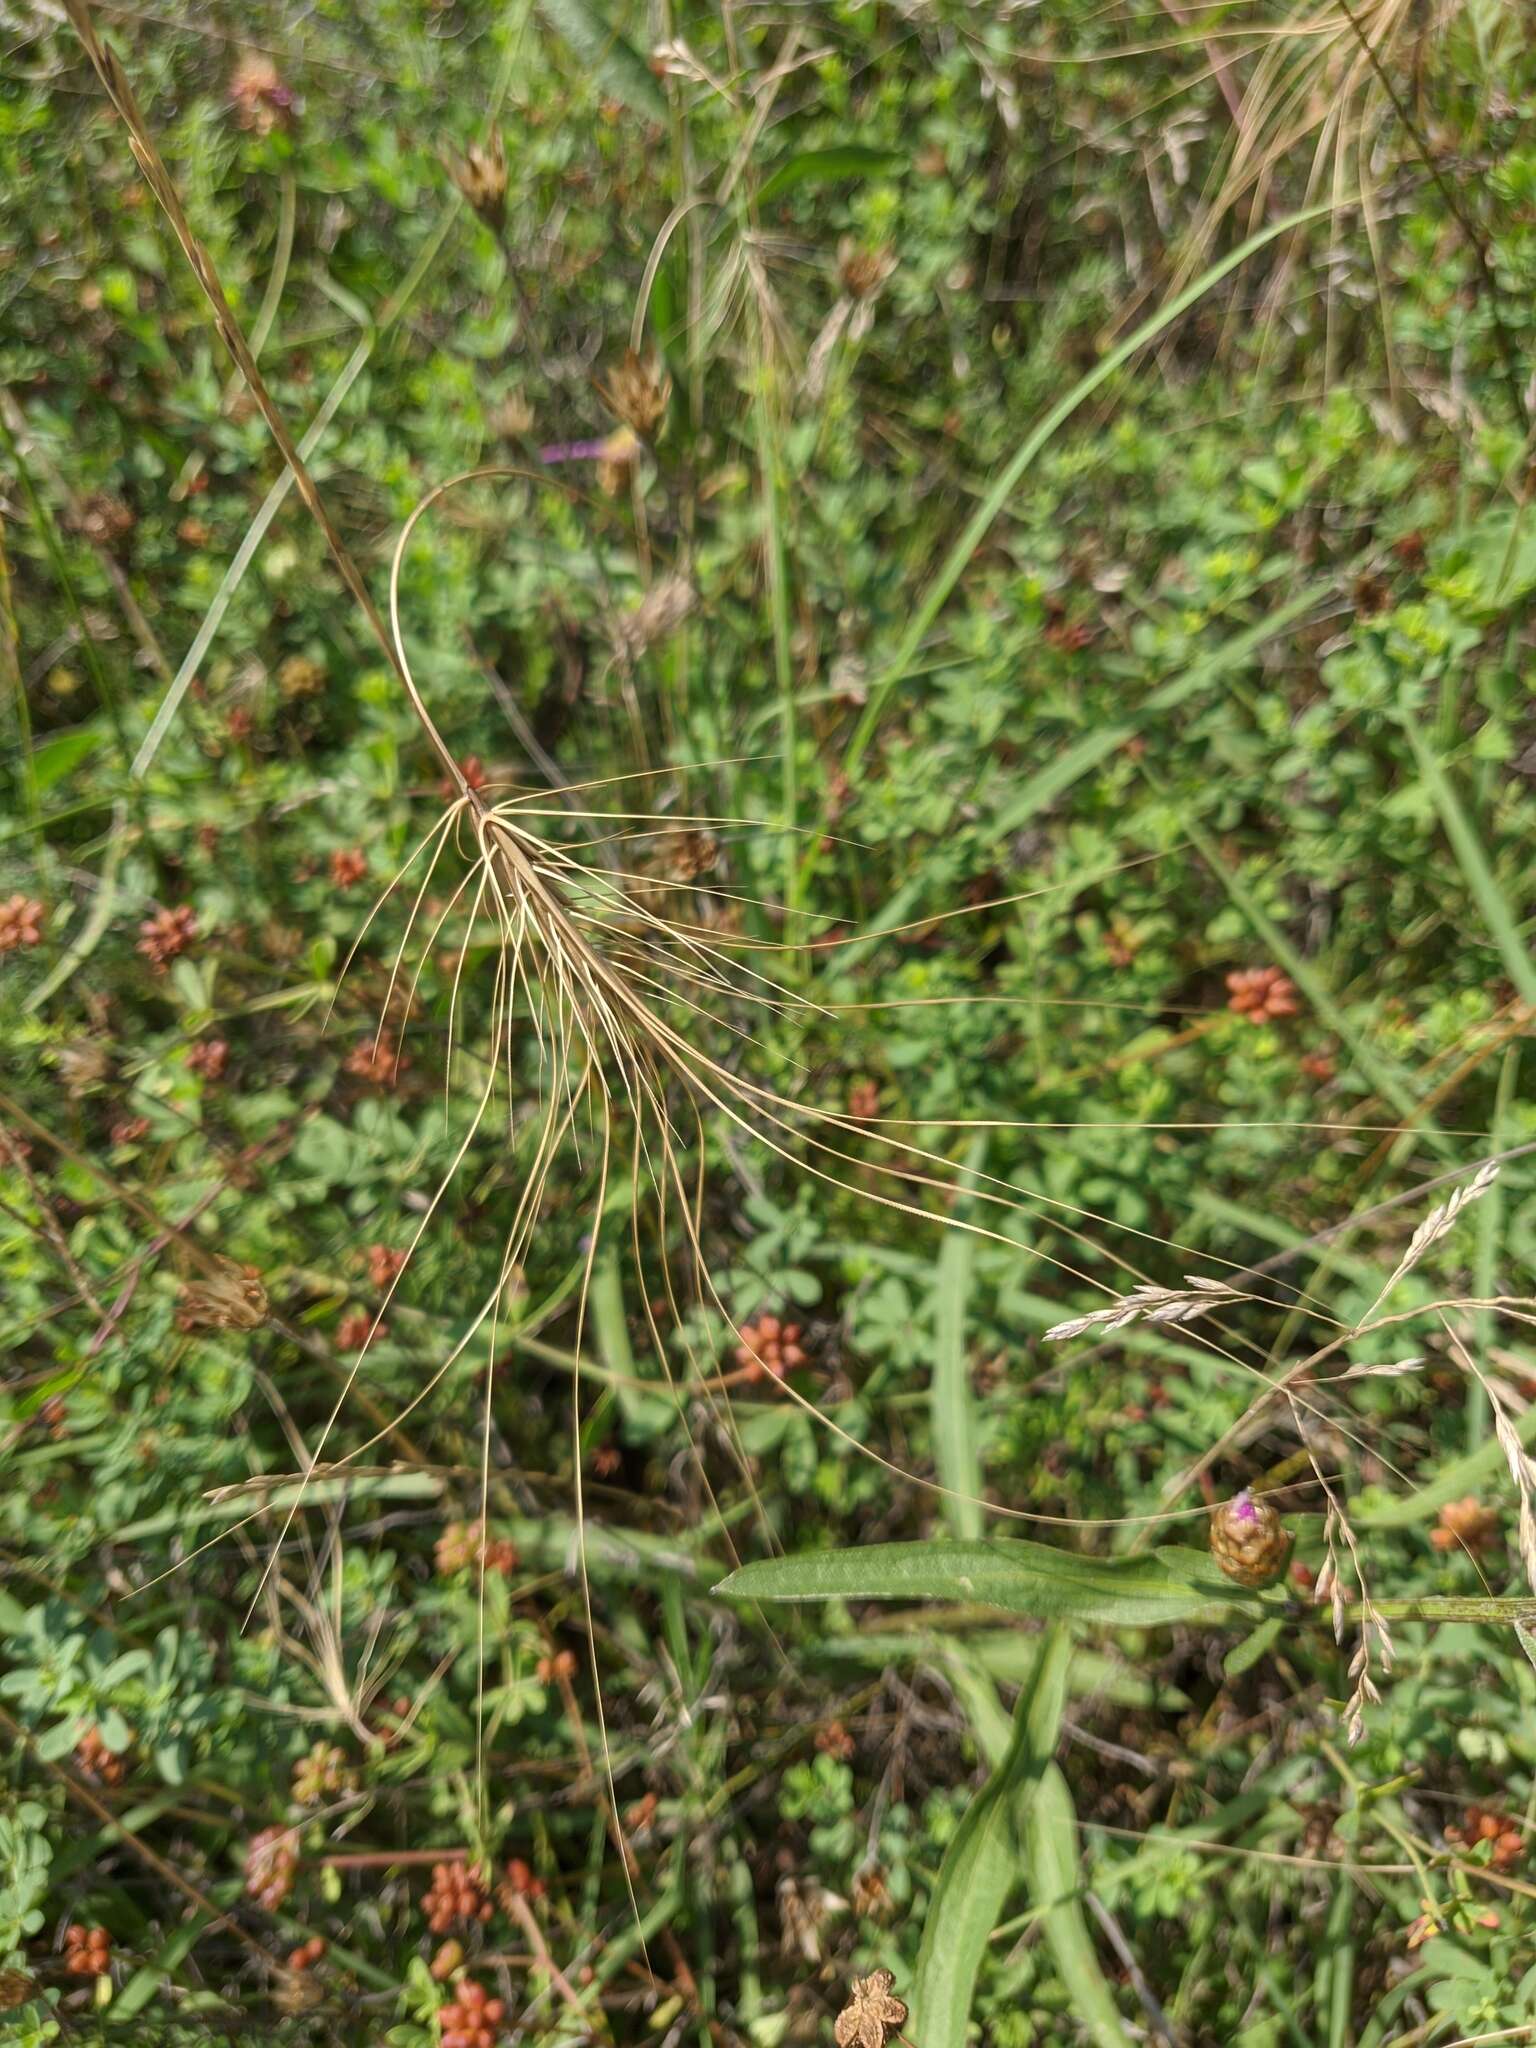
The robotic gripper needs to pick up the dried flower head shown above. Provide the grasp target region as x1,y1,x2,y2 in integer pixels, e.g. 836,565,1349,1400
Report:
837,238,896,300
1210,1490,1291,1587
278,654,327,700
0,895,45,952
1226,965,1300,1022
596,347,670,440
54,1038,111,1097
186,1037,228,1081
177,1258,268,1333
330,847,368,889
336,1308,382,1351
1430,1495,1501,1556
448,133,508,227
287,1935,327,1972
610,573,696,662
71,492,136,548
834,1968,908,2048
229,53,295,136
292,1741,354,1807
0,1970,38,2012
367,1244,408,1289
847,1078,881,1122
344,1033,410,1087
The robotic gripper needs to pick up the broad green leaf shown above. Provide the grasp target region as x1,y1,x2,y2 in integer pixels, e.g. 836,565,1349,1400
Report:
911,1629,1071,2047
30,726,101,794
758,147,904,205
1025,1766,1133,2046
538,0,666,121
714,1539,1264,1627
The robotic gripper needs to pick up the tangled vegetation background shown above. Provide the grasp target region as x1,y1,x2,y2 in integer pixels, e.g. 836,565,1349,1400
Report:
4,0,1536,2042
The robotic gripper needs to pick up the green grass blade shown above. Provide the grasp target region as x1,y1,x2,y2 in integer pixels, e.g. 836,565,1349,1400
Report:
838,201,1332,783
1403,709,1536,1005
911,1628,1071,2048
933,1136,986,1540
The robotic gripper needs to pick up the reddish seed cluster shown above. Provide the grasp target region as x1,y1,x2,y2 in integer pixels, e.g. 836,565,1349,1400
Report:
367,1244,408,1289
536,1649,577,1684
434,1521,519,1577
624,1794,658,1835
815,1722,855,1762
287,1935,327,1972
74,1726,129,1788
0,895,45,953
502,1857,546,1899
847,1078,881,1121
429,1940,465,1982
186,1037,228,1081
590,1443,621,1479
733,1313,807,1383
1447,1807,1525,1870
422,1861,493,1935
110,1116,150,1145
137,905,199,968
439,755,490,800
1225,966,1299,1022
330,848,368,889
336,1309,382,1352
344,1033,410,1087
1430,1495,1501,1555
63,1926,112,1977
1299,1049,1336,1083
437,1979,506,2048
245,1825,299,1910
35,1395,69,1440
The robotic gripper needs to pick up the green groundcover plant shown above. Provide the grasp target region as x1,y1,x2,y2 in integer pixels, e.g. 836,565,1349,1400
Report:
3,1,1536,2043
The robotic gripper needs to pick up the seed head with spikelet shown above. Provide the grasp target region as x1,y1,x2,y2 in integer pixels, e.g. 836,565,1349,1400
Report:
596,347,670,440
447,133,508,228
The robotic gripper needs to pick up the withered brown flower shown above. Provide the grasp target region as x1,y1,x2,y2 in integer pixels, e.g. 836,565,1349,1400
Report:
448,132,508,227
596,347,671,440
834,1968,908,2048
176,1257,269,1333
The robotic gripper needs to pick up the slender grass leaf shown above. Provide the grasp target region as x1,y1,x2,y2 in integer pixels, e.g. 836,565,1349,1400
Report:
838,201,1332,781
539,0,666,121
758,147,904,204
912,1629,1071,2048
1403,710,1536,1005
933,1137,986,1539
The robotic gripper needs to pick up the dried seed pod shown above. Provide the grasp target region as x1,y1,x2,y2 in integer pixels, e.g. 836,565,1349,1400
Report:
1210,1490,1290,1587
